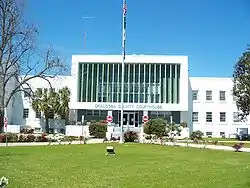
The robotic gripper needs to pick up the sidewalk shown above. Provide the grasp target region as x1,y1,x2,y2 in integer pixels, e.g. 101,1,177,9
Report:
1,140,250,152
144,140,250,152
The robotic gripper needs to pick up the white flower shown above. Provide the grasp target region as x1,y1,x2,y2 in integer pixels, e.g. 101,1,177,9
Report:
0,176,8,187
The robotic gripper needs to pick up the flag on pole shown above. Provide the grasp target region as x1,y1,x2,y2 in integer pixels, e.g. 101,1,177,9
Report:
122,0,127,60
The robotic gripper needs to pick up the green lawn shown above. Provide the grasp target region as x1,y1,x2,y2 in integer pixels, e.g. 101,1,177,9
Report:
203,137,238,141
0,144,250,188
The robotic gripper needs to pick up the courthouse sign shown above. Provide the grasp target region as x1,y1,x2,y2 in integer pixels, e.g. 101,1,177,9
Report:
94,103,163,110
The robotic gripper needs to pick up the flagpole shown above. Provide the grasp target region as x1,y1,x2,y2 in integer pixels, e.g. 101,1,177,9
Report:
120,0,126,143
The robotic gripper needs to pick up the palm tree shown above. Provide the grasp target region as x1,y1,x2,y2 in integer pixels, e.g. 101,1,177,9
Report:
56,87,71,124
32,88,57,133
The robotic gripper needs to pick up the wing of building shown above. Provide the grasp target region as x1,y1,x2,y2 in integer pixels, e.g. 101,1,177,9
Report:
6,54,248,137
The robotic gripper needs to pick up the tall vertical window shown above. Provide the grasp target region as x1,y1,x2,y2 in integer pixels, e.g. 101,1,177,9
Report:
192,90,198,101
206,112,212,122
23,109,29,118
192,112,199,122
220,112,226,122
206,90,212,101
219,91,226,101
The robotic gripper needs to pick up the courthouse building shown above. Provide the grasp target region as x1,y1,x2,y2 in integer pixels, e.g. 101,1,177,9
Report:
5,54,250,137
70,55,192,130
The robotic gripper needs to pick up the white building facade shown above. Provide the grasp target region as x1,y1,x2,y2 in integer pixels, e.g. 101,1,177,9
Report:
190,77,249,137
5,54,249,137
70,55,192,133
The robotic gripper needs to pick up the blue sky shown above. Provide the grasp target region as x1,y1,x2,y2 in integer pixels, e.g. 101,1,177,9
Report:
26,0,250,77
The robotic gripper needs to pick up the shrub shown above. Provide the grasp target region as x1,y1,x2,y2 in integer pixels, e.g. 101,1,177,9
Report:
180,122,188,128
26,134,36,142
190,130,203,141
5,133,18,143
36,133,48,142
0,134,5,143
166,122,182,141
232,143,244,152
18,134,26,142
145,135,152,140
213,140,218,145
144,118,166,138
62,136,78,142
89,120,107,138
124,131,138,142
79,136,84,141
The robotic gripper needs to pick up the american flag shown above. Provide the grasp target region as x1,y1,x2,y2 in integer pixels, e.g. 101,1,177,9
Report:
123,1,127,16
122,0,127,60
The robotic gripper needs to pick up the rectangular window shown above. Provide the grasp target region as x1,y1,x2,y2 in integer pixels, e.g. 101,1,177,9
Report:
192,112,198,122
35,111,41,118
87,110,93,116
233,112,239,122
23,109,29,118
219,91,226,101
220,132,225,136
206,132,212,137
206,90,212,101
220,112,226,122
192,90,198,101
206,112,212,122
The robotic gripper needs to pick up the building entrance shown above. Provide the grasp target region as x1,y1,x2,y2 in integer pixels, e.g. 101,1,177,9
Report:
121,111,139,127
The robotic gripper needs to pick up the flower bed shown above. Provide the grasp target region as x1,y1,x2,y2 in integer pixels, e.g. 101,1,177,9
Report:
0,133,80,143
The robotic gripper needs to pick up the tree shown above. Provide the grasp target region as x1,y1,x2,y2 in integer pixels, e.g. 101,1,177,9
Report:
56,87,71,124
232,47,250,121
32,88,58,133
0,0,67,132
144,118,166,138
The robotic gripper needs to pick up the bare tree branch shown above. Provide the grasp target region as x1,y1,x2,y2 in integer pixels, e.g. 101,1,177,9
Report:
0,0,68,131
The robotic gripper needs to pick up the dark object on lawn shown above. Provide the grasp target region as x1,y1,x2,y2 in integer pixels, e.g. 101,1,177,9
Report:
106,146,116,156
213,140,218,145
232,143,244,152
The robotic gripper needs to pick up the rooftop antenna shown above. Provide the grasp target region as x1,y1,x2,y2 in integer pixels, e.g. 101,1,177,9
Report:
81,16,95,51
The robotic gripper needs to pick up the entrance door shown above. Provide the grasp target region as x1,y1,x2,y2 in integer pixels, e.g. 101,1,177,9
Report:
128,113,135,127
123,112,135,127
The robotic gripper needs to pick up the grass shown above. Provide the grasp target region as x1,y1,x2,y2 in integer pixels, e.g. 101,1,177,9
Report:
0,144,250,188
203,137,238,141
